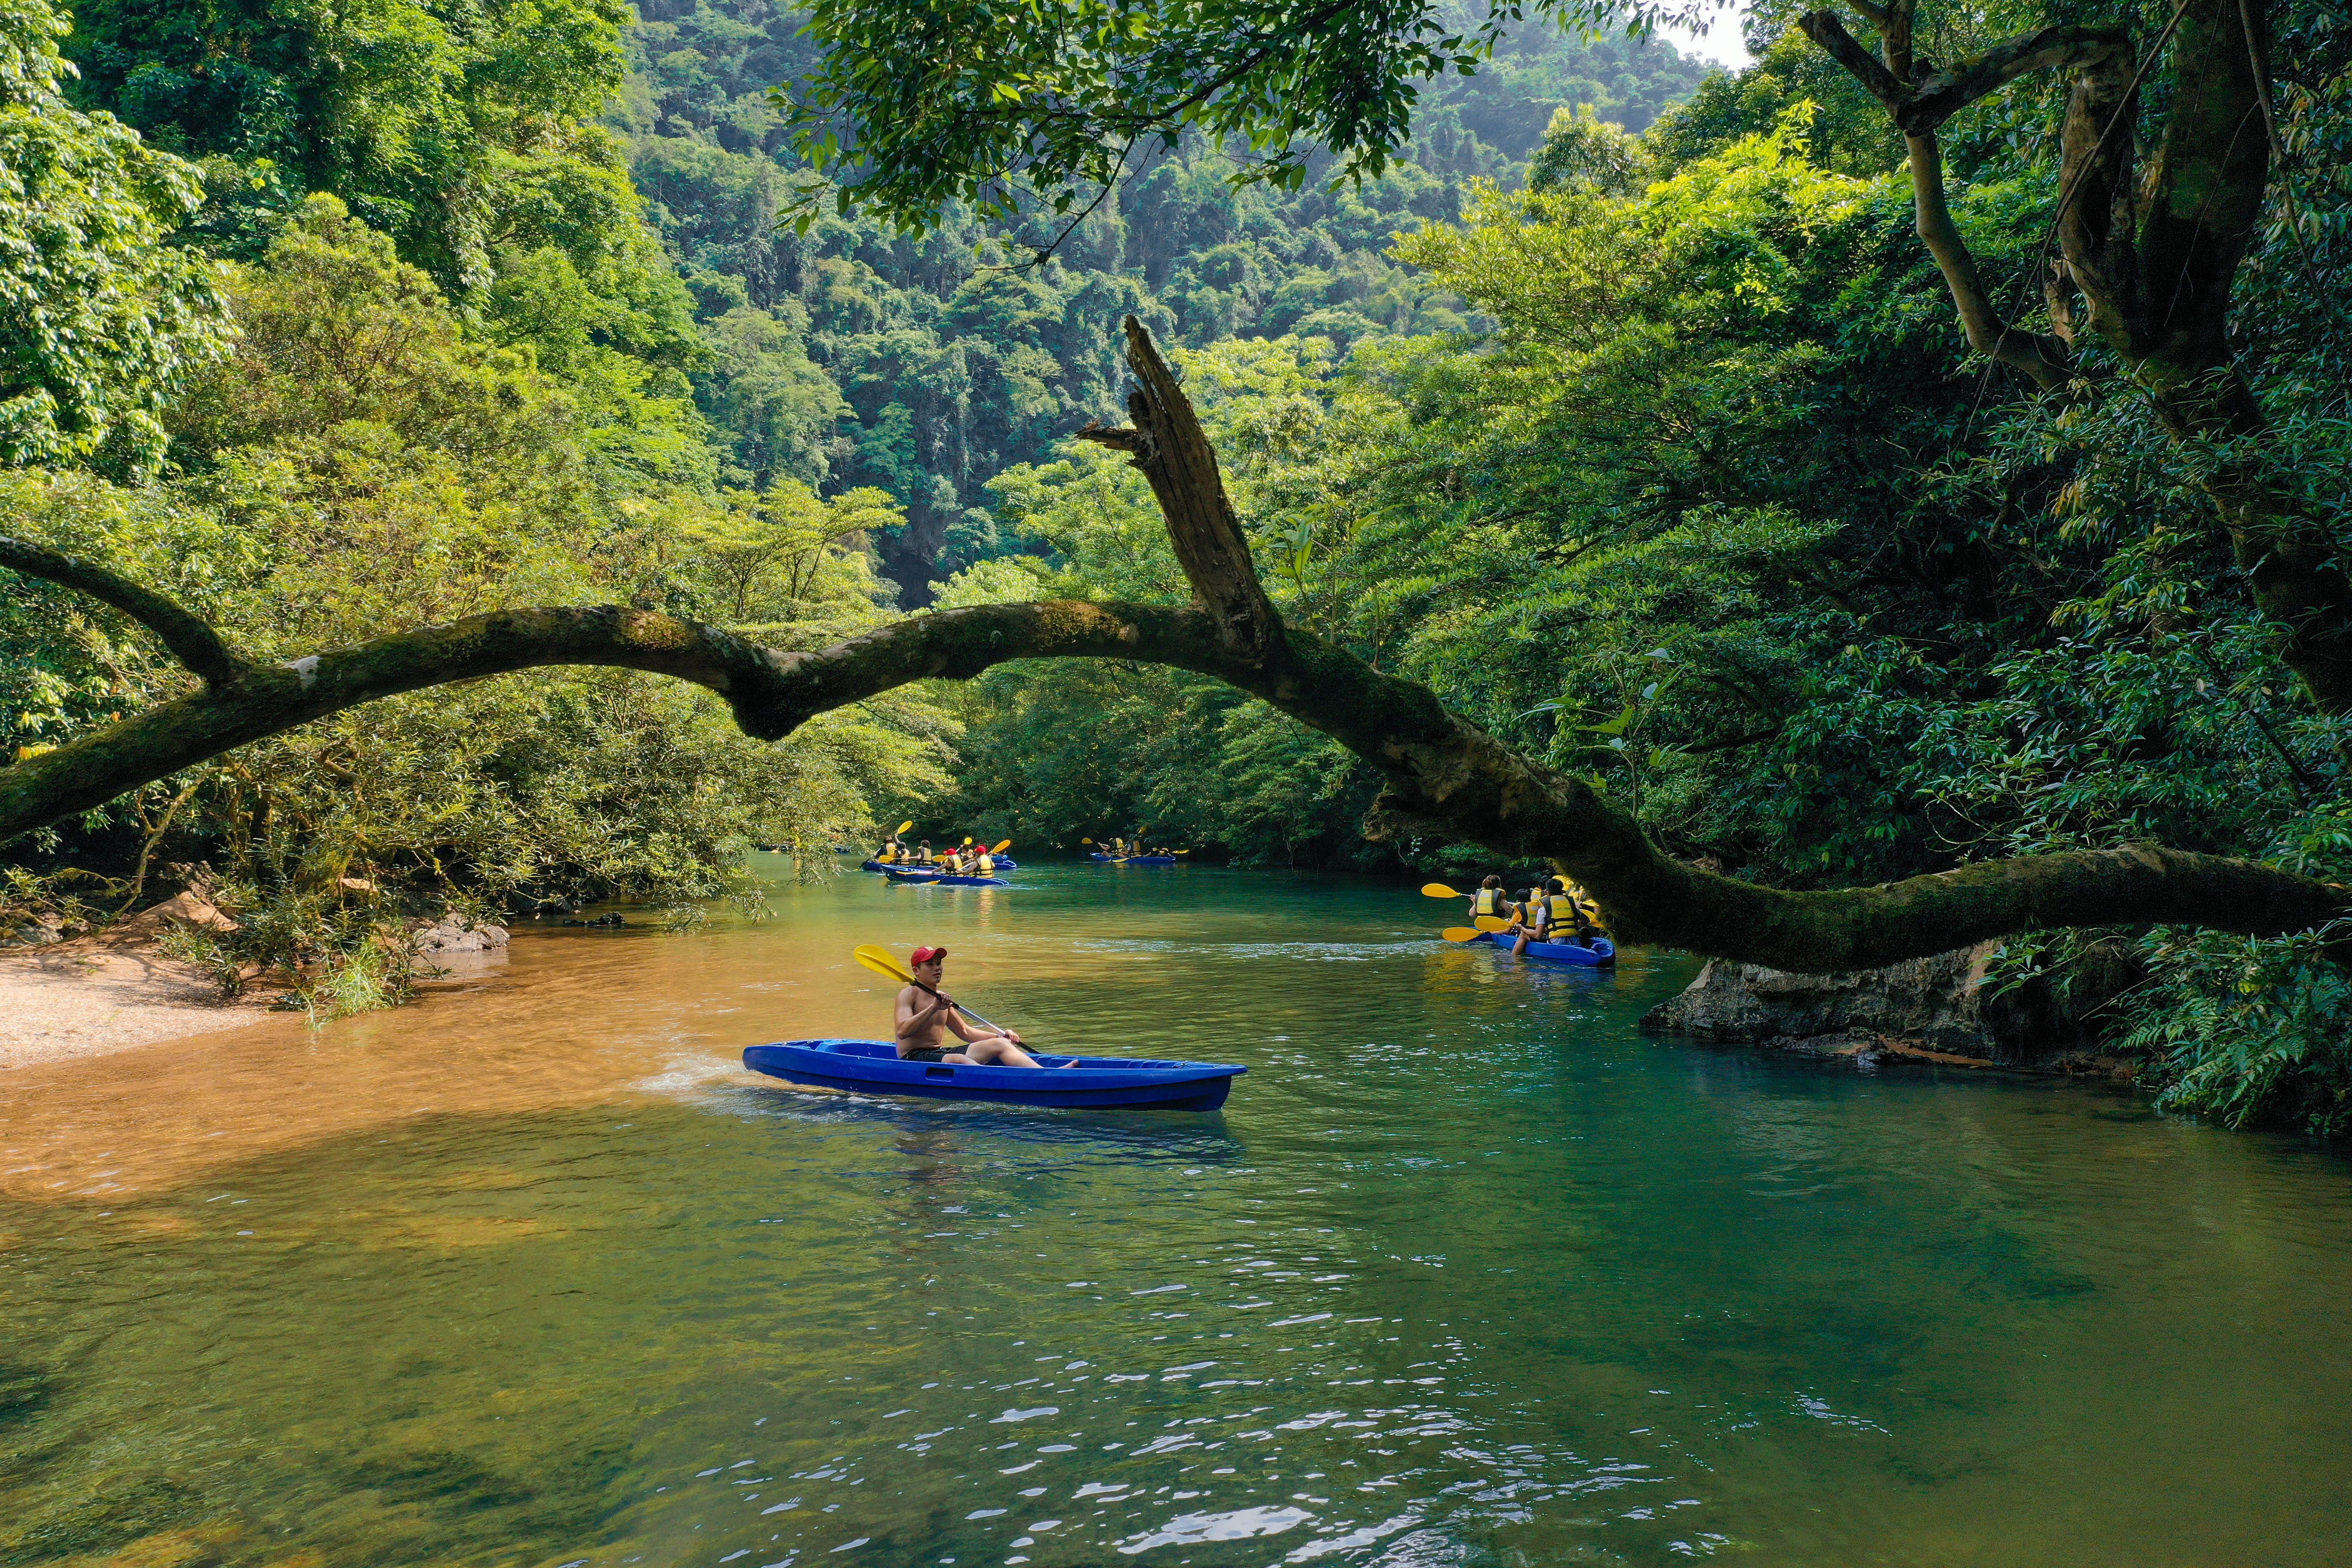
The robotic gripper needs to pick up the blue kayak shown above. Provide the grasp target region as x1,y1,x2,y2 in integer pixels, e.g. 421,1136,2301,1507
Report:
744,1040,1245,1109
1470,931,1616,966
1090,853,1177,864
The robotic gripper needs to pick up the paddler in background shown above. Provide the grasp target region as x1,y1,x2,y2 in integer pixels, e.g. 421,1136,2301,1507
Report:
913,839,934,865
1472,875,1515,925
877,833,903,864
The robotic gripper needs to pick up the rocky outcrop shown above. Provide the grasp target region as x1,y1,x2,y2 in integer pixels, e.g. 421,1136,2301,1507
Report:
411,914,511,954
1640,939,2142,1070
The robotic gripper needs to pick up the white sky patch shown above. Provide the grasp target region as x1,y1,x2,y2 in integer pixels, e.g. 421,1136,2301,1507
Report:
1658,3,1754,70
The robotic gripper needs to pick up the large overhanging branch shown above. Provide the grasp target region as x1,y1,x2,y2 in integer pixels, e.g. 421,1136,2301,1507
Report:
3,318,2346,971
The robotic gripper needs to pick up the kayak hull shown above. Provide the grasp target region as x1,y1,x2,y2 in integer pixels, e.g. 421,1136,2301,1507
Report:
743,1040,1245,1110
883,868,1008,887
865,860,1008,881
1472,931,1617,966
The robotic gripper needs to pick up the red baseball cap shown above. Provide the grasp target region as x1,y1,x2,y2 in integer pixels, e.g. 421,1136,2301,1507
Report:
910,945,947,965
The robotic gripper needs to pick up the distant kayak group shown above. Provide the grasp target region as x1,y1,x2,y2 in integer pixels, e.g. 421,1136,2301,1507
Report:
862,825,1017,885
1081,834,1184,866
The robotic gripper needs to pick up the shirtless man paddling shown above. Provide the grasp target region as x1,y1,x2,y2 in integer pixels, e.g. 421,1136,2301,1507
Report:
894,946,1056,1066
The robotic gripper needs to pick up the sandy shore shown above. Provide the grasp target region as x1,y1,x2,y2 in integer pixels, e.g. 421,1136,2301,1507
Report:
0,945,278,1068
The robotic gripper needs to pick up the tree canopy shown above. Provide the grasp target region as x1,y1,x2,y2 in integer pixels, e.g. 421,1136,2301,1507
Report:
780,0,1709,231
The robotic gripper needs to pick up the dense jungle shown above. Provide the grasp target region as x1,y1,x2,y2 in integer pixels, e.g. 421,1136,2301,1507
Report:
4,0,2351,1131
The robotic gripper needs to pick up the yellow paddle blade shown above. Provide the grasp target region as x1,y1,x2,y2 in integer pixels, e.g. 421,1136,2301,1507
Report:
1421,882,1464,899
1080,836,1093,844
853,944,914,986
895,820,913,835
992,839,1013,852
1474,915,1513,932
1439,926,1483,943
962,836,973,845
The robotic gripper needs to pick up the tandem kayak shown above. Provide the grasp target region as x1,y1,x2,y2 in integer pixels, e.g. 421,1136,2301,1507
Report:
1090,853,1177,865
743,1039,1246,1110
1471,931,1616,966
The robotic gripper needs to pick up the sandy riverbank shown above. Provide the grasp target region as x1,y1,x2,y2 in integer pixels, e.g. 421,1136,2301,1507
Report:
0,944,279,1068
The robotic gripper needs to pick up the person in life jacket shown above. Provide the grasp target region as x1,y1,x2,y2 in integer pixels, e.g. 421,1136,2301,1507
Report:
914,839,934,865
1511,879,1571,956
878,835,902,863
1471,875,1515,924
974,847,995,875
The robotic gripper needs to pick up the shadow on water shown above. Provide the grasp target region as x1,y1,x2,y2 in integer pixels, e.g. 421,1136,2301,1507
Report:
725,1080,1247,1164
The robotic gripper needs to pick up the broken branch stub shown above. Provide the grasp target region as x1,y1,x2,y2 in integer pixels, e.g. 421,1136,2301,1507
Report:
1075,317,1285,665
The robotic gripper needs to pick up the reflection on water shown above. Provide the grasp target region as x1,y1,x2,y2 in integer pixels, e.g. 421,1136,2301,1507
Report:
3,860,2351,1566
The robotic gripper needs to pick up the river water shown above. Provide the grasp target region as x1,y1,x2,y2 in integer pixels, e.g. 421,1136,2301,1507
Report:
3,860,2349,1567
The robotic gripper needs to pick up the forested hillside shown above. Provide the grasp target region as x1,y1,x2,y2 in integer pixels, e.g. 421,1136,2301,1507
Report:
616,0,1710,584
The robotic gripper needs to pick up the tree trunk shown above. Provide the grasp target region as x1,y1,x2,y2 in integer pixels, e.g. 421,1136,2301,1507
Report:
1801,0,2352,710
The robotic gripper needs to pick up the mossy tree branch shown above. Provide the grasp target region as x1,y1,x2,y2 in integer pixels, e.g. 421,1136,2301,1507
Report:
3,319,2346,971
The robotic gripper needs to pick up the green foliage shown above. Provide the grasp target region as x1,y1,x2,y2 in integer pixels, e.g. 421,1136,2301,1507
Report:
776,0,1703,232
1647,26,1900,178
1527,104,1650,194
617,0,1712,590
0,0,228,472
63,0,634,282
0,197,950,1002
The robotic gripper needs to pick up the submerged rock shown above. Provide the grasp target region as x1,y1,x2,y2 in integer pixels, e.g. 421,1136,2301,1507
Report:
1640,939,2141,1069
411,915,511,954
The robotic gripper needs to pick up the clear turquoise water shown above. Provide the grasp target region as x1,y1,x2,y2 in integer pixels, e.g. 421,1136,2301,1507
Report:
3,860,2350,1566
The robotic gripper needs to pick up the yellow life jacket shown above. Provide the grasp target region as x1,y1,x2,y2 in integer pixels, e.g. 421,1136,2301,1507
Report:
976,854,994,874
1473,887,1509,918
879,845,897,862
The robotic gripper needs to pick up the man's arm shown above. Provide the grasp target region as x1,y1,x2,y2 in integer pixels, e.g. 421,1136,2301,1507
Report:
944,1008,998,1043
895,986,950,1041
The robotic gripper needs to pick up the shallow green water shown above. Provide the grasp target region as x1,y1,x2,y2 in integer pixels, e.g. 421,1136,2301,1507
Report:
4,861,2351,1567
